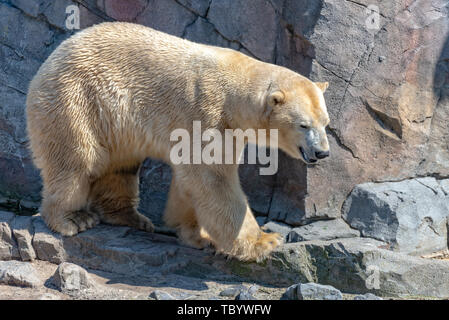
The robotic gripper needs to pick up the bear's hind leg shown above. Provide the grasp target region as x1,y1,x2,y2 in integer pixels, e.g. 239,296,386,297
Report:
40,171,100,236
164,174,212,249
87,168,154,232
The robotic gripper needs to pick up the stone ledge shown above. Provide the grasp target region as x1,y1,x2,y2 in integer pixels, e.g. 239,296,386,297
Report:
1,212,449,298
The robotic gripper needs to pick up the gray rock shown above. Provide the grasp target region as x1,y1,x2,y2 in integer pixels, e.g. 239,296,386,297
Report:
38,293,61,300
235,284,259,300
11,215,36,261
149,290,175,300
247,284,259,295
262,221,291,240
218,237,449,298
176,0,210,16
219,286,243,297
32,216,66,264
354,293,383,300
137,159,172,227
343,178,449,255
0,211,20,260
60,222,216,279
184,17,231,48
282,283,343,300
10,0,43,17
135,0,196,37
15,215,449,298
271,0,449,225
208,0,277,61
287,219,360,242
235,291,256,300
51,262,95,294
0,260,41,287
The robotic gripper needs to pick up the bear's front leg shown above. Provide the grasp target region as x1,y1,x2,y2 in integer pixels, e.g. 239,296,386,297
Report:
228,206,283,261
177,166,282,262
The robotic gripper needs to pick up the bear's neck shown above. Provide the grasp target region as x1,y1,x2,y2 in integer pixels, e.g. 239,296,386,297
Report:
219,53,274,131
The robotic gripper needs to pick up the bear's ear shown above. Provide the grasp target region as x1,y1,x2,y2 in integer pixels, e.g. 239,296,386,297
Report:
315,82,329,93
267,90,285,107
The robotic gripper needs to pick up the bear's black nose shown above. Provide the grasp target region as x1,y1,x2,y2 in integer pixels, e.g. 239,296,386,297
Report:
315,150,329,159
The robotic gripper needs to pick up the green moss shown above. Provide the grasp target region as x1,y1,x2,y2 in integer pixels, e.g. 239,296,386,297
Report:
227,259,256,278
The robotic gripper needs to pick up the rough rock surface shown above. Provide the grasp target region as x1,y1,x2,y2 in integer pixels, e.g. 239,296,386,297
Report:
302,0,449,223
354,293,383,300
0,0,447,227
50,262,96,295
219,286,244,298
32,216,66,264
282,282,343,300
0,211,19,260
287,219,360,242
149,290,175,300
343,178,449,255
11,215,36,261
1,214,448,298
0,260,41,287
235,284,259,300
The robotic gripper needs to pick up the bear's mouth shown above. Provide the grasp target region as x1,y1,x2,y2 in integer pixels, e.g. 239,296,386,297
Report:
299,147,317,164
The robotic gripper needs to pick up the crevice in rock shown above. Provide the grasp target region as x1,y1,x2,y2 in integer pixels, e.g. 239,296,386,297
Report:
74,0,115,22
411,116,433,124
362,98,403,140
344,0,388,19
327,127,360,161
266,171,278,218
6,1,63,32
0,80,26,95
372,174,449,184
173,0,210,18
314,60,350,83
415,179,439,195
337,40,376,111
174,0,261,59
209,24,260,60
0,41,24,60
181,15,199,38
421,217,440,236
130,0,150,22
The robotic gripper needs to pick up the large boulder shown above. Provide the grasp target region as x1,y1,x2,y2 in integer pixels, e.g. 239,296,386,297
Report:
0,211,19,260
342,178,449,255
287,219,360,242
282,282,343,300
0,260,41,287
50,262,96,295
302,0,449,223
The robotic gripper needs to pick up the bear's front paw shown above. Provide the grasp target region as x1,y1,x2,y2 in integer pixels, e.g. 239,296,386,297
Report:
57,210,101,236
229,231,283,262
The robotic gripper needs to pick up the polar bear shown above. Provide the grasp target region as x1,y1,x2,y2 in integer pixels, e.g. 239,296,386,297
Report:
26,22,330,261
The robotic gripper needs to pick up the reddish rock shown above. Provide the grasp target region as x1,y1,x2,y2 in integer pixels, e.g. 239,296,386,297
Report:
102,0,147,22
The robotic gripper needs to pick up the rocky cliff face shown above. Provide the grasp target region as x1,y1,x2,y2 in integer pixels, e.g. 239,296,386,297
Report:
0,0,448,228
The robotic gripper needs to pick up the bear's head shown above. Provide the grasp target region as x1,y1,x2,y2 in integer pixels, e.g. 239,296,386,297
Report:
264,74,330,164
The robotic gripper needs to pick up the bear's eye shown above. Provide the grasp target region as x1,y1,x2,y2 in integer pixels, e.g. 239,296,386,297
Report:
300,124,310,129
